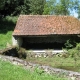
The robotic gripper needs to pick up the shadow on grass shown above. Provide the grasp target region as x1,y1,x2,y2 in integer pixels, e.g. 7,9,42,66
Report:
0,16,17,34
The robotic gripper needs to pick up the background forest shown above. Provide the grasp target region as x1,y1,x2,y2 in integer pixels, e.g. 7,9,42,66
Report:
0,0,80,18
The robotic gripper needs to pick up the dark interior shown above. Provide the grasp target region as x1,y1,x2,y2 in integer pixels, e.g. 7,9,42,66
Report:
22,42,65,50
21,35,80,50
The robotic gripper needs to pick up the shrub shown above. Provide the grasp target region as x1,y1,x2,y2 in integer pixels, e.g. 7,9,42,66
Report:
17,47,27,59
67,43,80,67
64,40,73,50
76,43,80,50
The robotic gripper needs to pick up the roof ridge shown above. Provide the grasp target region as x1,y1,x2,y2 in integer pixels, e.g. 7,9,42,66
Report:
19,15,73,17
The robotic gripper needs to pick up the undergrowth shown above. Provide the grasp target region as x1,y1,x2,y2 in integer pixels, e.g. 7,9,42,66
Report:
0,16,18,49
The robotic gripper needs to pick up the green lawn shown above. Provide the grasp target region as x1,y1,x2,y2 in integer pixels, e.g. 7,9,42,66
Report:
0,59,67,80
0,31,12,49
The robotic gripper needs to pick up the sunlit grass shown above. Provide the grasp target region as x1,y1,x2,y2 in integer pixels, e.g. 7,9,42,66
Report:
0,59,67,80
0,31,12,49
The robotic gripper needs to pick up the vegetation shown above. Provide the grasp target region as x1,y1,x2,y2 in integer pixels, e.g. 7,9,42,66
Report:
26,55,80,72
0,16,18,49
0,59,67,80
67,43,80,67
43,0,71,15
0,16,80,72
0,0,46,16
0,1,80,80
0,31,12,49
0,0,80,18
25,41,80,72
64,39,76,50
43,0,80,18
28,0,46,15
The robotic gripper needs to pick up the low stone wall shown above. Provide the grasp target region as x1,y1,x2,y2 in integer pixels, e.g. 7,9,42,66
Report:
26,50,68,58
0,55,80,80
0,46,67,58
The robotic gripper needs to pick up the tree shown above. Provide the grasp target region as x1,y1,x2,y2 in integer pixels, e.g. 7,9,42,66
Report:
0,0,5,9
73,0,80,19
43,0,76,15
29,0,46,15
55,0,70,15
0,0,30,16
13,0,30,15
43,0,56,15
0,0,46,16
0,0,20,16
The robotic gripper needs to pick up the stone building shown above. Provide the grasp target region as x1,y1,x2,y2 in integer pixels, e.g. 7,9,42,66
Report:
12,15,80,49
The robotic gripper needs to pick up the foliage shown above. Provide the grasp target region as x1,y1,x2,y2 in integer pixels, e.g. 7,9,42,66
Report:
54,0,70,15
0,0,30,16
0,31,12,49
0,16,18,49
68,43,80,58
67,43,80,67
17,47,27,59
0,0,5,9
43,0,56,15
0,0,46,16
73,0,80,18
43,0,78,15
0,0,80,16
0,59,67,80
29,0,46,15
76,43,80,51
64,40,73,50
12,0,30,15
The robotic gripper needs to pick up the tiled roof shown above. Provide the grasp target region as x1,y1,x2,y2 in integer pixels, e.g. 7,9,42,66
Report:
13,15,80,36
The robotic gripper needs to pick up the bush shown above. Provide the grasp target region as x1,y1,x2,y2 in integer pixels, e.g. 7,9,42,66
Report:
64,40,73,50
17,47,27,59
67,43,80,67
76,43,80,50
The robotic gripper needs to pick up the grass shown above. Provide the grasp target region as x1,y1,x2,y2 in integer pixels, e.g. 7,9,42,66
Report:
0,59,67,80
0,31,13,49
0,16,18,49
26,56,80,72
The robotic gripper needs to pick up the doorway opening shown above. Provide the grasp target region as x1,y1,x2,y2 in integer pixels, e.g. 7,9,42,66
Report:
22,42,65,50
21,35,80,50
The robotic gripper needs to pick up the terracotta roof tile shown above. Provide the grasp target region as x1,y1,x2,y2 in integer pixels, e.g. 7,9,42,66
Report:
13,15,80,36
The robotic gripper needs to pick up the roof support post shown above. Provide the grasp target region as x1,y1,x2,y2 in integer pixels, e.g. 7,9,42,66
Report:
12,36,23,47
